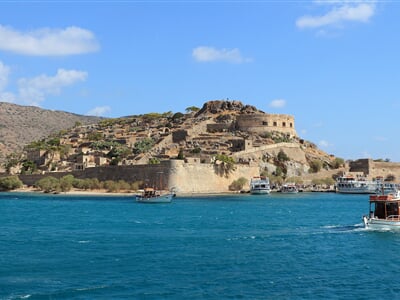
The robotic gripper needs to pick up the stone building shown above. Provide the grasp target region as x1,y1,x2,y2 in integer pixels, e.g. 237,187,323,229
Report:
236,113,296,137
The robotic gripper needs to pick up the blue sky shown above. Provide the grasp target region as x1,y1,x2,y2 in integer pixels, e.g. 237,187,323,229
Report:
0,1,399,162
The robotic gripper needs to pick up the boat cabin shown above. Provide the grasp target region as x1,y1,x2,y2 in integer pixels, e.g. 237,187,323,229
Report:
369,194,400,220
142,188,159,198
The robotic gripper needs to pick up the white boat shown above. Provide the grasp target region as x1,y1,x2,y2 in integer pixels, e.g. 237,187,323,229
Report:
336,175,398,194
136,188,173,203
280,184,298,193
336,175,377,194
250,176,271,194
363,190,400,229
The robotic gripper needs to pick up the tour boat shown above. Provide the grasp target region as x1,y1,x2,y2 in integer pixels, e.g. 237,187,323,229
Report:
136,188,173,203
250,176,271,194
280,184,299,193
336,175,377,194
363,190,400,229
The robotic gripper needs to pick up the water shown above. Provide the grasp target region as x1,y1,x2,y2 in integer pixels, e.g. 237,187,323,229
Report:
1,192,400,299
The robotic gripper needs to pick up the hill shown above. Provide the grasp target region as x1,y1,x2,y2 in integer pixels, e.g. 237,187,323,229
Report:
3,100,344,183
0,102,103,167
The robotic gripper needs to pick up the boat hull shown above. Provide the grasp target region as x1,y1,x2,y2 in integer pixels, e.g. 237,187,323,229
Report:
250,188,271,195
363,216,400,229
337,188,376,194
136,194,173,203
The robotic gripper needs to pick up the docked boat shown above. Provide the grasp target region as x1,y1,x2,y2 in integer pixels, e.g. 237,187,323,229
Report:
136,188,173,203
250,176,271,194
363,190,400,229
280,184,298,193
336,175,398,194
336,175,377,194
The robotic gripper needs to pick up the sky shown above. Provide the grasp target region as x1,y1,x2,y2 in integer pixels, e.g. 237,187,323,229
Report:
0,0,399,162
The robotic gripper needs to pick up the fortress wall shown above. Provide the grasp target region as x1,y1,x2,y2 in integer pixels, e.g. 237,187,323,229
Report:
370,161,400,179
19,163,173,190
167,160,259,194
232,143,308,164
347,159,400,180
236,114,297,136
349,159,371,175
18,160,258,194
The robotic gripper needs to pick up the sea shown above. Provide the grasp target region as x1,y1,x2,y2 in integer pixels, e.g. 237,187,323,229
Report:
1,192,400,299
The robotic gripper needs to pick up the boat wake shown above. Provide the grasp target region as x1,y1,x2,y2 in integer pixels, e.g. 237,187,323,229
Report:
322,223,366,232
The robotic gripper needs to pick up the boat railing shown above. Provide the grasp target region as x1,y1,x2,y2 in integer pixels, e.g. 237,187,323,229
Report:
386,215,400,221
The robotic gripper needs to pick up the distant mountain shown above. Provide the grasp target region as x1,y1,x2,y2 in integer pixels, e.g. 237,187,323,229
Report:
0,102,103,166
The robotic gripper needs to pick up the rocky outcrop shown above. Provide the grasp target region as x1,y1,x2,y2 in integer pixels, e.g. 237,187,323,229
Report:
195,100,260,117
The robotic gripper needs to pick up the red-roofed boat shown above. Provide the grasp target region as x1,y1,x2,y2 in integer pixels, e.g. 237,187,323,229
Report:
363,190,400,229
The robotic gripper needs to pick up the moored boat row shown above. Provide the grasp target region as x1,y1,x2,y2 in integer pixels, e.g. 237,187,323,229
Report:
336,174,399,194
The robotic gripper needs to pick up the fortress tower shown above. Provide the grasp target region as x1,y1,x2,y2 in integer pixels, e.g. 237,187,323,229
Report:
236,113,296,137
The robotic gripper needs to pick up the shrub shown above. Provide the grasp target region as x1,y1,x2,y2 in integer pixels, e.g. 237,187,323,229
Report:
104,180,120,192
60,175,74,192
134,138,154,154
277,150,290,162
131,180,144,190
21,160,37,175
0,176,23,191
172,112,184,121
274,166,284,177
117,180,131,191
148,157,160,164
333,157,345,169
191,147,201,154
177,149,185,160
309,160,322,173
229,177,248,191
35,176,60,193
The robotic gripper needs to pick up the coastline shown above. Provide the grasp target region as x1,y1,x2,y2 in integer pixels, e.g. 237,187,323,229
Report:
5,185,336,197
9,186,136,197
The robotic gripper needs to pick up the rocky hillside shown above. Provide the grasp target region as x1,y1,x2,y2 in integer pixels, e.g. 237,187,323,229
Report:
2,100,345,181
0,102,103,164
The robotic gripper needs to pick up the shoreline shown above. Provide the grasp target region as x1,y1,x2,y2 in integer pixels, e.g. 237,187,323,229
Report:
9,187,136,197
5,186,336,197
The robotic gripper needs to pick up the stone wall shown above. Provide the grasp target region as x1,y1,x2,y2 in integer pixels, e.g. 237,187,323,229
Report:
17,160,259,194
19,163,172,190
370,161,400,180
232,142,308,165
236,113,296,136
348,159,400,180
349,159,371,175
167,160,259,194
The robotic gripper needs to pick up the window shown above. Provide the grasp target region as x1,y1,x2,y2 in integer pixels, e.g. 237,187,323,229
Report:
262,121,268,126
273,121,277,126
282,122,286,127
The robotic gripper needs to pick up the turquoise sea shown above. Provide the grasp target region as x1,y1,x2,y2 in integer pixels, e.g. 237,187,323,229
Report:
1,192,400,299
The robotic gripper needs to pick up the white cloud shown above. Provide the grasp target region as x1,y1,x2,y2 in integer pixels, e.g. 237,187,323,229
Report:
0,25,99,56
0,61,10,91
87,106,111,117
319,140,331,147
269,99,286,108
17,69,87,106
0,61,15,103
192,46,252,63
373,136,387,142
296,2,375,29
